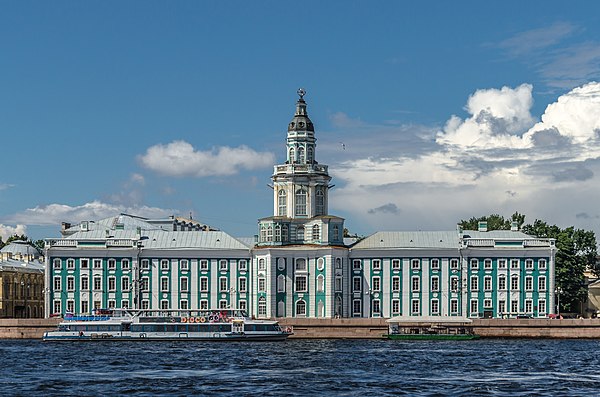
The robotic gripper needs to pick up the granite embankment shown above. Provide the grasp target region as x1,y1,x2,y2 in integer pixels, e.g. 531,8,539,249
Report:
3,317,600,339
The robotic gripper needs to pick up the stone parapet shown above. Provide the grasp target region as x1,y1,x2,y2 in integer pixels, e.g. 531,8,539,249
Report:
0,318,61,339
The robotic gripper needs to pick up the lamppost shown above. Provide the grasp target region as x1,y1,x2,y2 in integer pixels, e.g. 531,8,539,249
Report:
21,281,30,318
556,287,563,318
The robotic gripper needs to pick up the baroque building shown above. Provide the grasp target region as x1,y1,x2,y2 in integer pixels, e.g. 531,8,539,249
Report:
45,90,556,320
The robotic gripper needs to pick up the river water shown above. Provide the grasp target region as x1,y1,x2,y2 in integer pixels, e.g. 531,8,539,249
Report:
1,338,599,396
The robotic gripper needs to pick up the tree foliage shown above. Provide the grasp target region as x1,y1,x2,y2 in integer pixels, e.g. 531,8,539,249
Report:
461,213,598,314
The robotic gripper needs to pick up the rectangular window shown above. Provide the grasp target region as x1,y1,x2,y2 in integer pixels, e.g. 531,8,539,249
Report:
180,277,188,292
430,259,439,270
161,300,169,310
539,259,547,270
525,259,534,270
392,276,400,292
484,259,492,269
411,277,420,292
352,299,361,317
200,260,208,271
239,277,247,293
239,300,247,311
121,300,129,309
431,299,439,315
451,277,459,292
498,276,506,290
220,260,228,271
538,299,546,314
353,276,362,292
180,300,188,310
511,276,519,290
219,300,228,309
372,277,381,291
79,258,88,269
450,299,458,314
295,276,307,292
511,259,520,269
121,259,130,270
499,300,506,315
141,259,149,270
411,259,420,270
484,299,492,308
470,276,478,291
538,276,547,291
141,300,149,310
121,277,130,291
335,277,342,292
219,277,228,292
161,260,170,270
108,259,116,270
525,299,533,313
81,300,89,314
353,260,361,270
239,260,247,271
511,300,519,313
470,299,478,316
498,259,507,269
431,276,439,292
470,259,479,270
108,300,116,309
141,277,149,292
67,300,75,313
392,259,400,270
392,299,400,314
450,259,459,270
67,259,75,269
372,259,381,270
93,277,102,291
411,299,420,315
484,276,492,291
180,260,189,271
93,259,102,269
259,278,266,292
200,300,208,310
525,276,533,291
81,276,89,291
53,300,61,314
200,277,208,292
372,300,380,314
108,277,116,292
161,277,169,292
53,259,62,269
67,276,74,291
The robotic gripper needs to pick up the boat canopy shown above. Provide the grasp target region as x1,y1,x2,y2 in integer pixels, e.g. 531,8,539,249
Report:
386,316,472,324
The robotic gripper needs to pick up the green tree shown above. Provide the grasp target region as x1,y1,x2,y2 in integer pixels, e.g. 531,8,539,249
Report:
459,211,526,231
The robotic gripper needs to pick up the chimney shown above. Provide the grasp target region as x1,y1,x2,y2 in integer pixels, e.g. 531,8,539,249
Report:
478,221,488,232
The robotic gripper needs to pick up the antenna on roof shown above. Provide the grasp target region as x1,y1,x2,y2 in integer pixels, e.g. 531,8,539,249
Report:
189,211,193,220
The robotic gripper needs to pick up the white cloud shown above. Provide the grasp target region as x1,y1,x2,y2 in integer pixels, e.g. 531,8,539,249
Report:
4,201,174,226
130,173,145,185
138,140,275,177
0,183,14,191
330,82,600,239
0,224,27,241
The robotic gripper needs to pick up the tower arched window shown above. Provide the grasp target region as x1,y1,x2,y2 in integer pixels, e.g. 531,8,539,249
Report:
312,225,320,241
296,226,305,241
267,226,273,242
307,147,313,163
282,225,289,242
260,225,266,242
298,147,305,163
333,225,340,242
275,225,281,242
295,188,307,216
315,187,325,215
278,189,287,216
289,147,295,163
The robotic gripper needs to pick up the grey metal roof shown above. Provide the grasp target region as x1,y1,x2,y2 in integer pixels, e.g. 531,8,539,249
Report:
461,230,536,239
0,240,42,257
352,231,460,249
64,229,250,250
0,258,45,272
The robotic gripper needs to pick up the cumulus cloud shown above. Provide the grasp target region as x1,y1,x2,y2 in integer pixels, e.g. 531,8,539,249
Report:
368,203,400,215
138,140,275,177
330,82,600,239
0,224,27,241
3,201,174,226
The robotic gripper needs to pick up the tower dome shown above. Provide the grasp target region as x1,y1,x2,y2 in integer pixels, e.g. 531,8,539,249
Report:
288,88,315,132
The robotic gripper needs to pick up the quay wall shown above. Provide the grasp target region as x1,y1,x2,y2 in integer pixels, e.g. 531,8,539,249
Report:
4,318,600,339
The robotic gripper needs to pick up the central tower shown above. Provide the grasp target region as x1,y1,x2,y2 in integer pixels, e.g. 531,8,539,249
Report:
257,89,345,246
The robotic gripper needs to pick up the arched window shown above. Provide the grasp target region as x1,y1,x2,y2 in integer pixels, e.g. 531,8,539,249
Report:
295,188,307,216
258,297,267,317
333,225,339,241
282,225,289,242
277,275,285,292
316,274,324,292
298,147,305,163
295,258,306,271
267,225,273,242
278,189,287,216
296,226,304,241
307,147,313,163
289,147,295,163
335,296,342,317
312,225,320,241
259,258,266,271
275,225,281,242
318,300,324,317
277,301,285,317
296,300,306,316
315,187,325,215
260,225,266,242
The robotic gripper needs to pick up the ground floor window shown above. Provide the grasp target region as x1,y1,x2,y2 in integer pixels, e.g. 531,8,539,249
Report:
239,300,247,311
180,300,188,310
411,299,420,315
538,299,546,314
511,300,519,313
296,300,306,316
200,300,208,310
258,297,267,317
219,300,228,309
372,299,380,315
67,300,75,314
141,300,149,310
525,299,533,314
53,300,61,315
431,299,439,315
121,300,129,309
353,299,361,317
450,299,458,314
81,300,89,314
470,299,478,317
161,300,169,310
392,299,400,314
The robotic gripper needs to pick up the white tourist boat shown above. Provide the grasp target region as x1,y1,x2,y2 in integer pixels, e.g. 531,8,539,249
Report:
43,309,293,341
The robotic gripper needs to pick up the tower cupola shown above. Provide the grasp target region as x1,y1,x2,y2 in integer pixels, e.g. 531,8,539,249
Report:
288,88,315,132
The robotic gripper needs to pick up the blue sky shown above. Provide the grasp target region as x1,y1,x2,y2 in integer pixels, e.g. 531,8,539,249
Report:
1,2,600,241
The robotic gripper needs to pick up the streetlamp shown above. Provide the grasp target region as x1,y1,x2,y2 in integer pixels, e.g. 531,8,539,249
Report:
556,287,563,318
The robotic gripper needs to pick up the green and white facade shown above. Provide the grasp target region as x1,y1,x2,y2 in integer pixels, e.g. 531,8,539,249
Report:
45,90,556,319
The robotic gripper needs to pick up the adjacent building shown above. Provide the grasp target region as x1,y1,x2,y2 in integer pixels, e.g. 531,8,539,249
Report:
45,90,556,319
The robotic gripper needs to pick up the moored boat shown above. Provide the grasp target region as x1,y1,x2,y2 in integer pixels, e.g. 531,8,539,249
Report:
43,309,293,341
384,316,480,340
